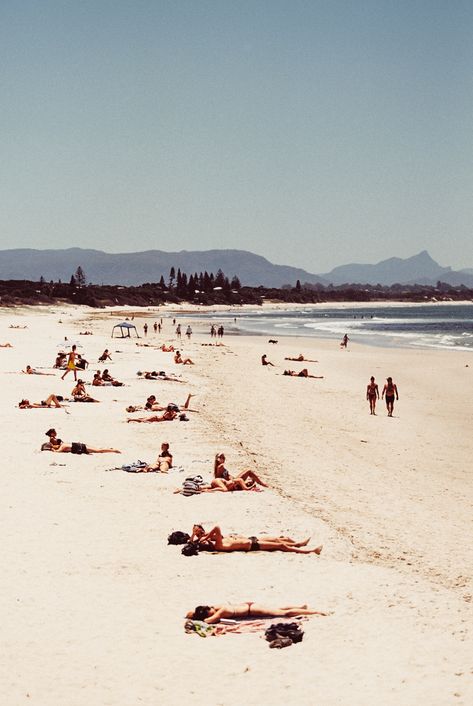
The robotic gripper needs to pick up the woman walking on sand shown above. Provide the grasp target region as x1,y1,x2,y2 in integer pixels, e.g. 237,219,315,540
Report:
366,376,379,415
61,345,78,381
382,377,399,417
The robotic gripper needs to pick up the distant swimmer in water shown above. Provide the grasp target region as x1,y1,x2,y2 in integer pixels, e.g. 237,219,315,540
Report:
366,376,379,415
382,377,399,417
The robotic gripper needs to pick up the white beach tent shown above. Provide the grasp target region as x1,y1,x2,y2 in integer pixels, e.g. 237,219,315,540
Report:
111,321,140,338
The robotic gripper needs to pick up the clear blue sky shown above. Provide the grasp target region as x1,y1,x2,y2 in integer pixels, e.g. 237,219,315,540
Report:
1,0,471,272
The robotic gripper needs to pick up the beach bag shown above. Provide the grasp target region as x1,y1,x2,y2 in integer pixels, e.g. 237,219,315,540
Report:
181,542,199,556
168,531,190,545
265,622,304,644
182,475,204,496
121,460,148,473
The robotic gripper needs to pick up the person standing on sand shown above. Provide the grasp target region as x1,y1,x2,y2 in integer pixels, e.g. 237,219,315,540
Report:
143,323,148,336
340,334,349,349
366,376,379,415
382,377,399,417
61,345,78,381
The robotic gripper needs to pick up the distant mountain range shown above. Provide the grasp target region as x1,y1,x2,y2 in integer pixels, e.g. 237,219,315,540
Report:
0,247,472,288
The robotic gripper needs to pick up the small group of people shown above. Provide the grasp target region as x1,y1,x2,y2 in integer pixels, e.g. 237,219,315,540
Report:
366,376,399,416
93,369,123,386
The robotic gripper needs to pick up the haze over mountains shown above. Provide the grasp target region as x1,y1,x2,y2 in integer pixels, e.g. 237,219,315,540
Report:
0,247,472,288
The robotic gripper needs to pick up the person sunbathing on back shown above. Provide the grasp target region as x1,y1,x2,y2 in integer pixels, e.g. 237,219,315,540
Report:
189,524,322,554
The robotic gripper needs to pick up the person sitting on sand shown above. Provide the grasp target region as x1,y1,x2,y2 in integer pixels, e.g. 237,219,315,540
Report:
189,524,323,554
261,354,274,367
98,349,112,362
212,453,268,491
174,351,194,365
42,428,120,454
54,352,67,369
71,380,99,403
142,442,173,472
283,369,323,379
284,354,318,362
19,394,63,409
186,603,326,624
366,376,380,415
23,365,54,376
75,354,89,370
93,371,123,387
127,404,179,423
382,376,399,417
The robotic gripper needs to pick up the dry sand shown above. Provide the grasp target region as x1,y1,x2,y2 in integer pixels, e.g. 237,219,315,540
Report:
1,304,472,706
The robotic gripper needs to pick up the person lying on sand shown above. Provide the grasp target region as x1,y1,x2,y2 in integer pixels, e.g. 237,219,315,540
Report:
174,351,194,365
137,371,184,382
186,603,327,624
160,344,175,352
22,365,54,375
42,428,120,454
283,369,324,379
79,331,93,335
0,342,13,347
71,380,99,402
19,394,64,409
189,524,323,554
284,354,318,362
9,325,28,329
212,453,268,491
127,394,196,413
127,405,180,423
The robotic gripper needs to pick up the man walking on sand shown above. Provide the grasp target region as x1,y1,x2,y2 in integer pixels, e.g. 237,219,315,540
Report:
382,377,399,417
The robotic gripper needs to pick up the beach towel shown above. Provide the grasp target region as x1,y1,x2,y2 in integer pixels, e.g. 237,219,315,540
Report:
121,460,148,473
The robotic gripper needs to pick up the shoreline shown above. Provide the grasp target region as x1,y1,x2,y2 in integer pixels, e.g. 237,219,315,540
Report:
1,304,472,705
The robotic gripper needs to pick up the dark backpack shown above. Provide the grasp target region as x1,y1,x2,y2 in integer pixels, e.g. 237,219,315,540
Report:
181,542,199,556
167,531,190,545
265,622,304,644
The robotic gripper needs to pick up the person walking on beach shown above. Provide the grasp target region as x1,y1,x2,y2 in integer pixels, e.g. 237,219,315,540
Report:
143,323,148,336
340,334,349,349
366,376,379,415
186,325,192,340
382,377,399,417
176,324,181,339
153,322,158,334
61,344,78,381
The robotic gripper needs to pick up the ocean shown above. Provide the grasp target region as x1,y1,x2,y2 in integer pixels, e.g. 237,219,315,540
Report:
188,303,473,351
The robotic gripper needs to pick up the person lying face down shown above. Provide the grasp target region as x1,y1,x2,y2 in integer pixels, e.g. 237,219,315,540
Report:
188,524,322,554
186,603,326,624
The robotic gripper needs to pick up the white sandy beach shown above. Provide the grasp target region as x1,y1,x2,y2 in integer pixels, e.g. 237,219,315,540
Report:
1,304,472,706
